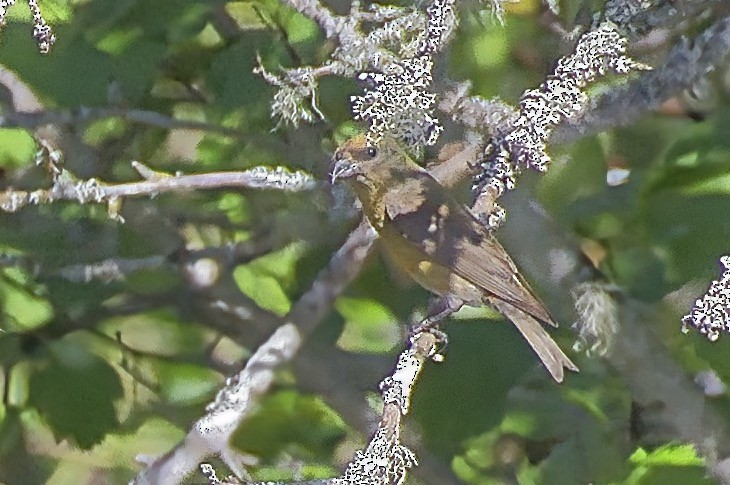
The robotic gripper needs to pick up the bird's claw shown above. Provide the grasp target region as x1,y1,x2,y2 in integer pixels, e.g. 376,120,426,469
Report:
409,320,448,360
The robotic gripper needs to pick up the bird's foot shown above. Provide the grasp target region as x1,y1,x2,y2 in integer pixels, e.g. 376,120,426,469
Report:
409,319,448,359
409,296,464,359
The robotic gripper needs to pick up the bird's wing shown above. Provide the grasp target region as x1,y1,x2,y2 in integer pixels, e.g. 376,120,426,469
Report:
383,170,555,325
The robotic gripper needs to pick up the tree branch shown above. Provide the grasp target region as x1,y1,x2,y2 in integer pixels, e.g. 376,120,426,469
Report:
131,220,377,484
0,107,241,137
0,162,316,215
553,14,730,143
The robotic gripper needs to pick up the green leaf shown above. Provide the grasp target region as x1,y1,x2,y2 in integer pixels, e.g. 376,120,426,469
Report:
412,321,535,455
648,159,730,195
156,361,219,406
123,267,180,295
624,444,710,485
206,35,279,125
100,308,210,357
282,10,320,46
463,25,509,70
0,129,36,168
234,267,291,316
645,193,730,282
29,344,123,449
680,171,730,195
95,27,143,55
216,193,253,225
540,136,607,218
629,444,704,467
0,268,53,331
225,2,268,31
232,390,345,461
454,370,632,484
607,245,667,301
233,244,303,316
0,24,112,106
14,0,73,23
254,463,339,482
334,297,400,353
0,407,22,457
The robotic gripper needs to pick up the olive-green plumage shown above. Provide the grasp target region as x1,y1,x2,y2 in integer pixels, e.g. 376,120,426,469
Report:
331,135,577,382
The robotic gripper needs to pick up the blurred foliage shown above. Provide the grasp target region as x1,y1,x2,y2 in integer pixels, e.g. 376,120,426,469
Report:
232,391,346,466
0,0,727,484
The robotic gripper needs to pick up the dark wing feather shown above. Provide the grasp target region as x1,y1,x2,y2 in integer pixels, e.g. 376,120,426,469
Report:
383,170,555,325
489,297,577,382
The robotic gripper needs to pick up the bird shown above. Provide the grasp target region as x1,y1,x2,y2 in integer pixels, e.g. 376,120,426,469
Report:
330,134,578,382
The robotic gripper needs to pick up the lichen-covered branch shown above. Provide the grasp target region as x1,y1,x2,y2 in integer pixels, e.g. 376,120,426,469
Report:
571,281,621,356
471,22,649,228
682,255,730,341
131,221,377,484
260,0,457,151
439,83,518,133
0,161,315,218
604,0,726,37
333,332,438,485
257,1,426,128
350,0,456,150
553,14,730,143
0,0,56,53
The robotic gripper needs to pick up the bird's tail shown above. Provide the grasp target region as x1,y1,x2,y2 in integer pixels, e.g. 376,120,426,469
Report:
489,298,578,383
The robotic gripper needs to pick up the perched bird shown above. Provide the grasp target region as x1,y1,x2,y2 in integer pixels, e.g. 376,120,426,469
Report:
331,135,577,382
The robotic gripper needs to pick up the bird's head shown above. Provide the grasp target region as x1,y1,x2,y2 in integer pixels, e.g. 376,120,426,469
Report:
330,135,407,186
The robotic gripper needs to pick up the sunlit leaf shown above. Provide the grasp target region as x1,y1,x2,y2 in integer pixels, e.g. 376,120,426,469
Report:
233,243,303,316
629,444,704,467
334,296,400,353
0,268,53,331
156,361,220,406
625,444,710,485
0,130,36,168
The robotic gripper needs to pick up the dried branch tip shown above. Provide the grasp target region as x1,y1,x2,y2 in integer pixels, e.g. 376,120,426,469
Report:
572,282,620,356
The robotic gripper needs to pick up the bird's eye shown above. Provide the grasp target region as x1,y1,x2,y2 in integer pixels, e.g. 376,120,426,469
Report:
366,147,377,158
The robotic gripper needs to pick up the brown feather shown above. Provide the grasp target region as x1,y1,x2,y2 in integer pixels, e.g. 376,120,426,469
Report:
383,169,555,325
489,298,578,382
333,135,577,381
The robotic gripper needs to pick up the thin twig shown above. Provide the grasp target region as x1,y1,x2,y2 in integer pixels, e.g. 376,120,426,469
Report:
0,163,316,214
0,107,241,137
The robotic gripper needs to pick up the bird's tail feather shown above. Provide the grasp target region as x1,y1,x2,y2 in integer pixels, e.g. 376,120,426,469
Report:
489,298,578,383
